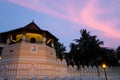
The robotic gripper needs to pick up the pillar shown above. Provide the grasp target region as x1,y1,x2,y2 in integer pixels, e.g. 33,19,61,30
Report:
51,43,54,48
21,32,26,43
51,40,54,48
6,38,10,44
42,37,46,44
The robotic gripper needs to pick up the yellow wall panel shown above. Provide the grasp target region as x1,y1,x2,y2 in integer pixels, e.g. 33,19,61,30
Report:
26,33,43,42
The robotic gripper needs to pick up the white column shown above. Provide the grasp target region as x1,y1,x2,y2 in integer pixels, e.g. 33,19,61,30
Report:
7,38,10,44
51,43,54,48
42,37,46,44
21,34,26,43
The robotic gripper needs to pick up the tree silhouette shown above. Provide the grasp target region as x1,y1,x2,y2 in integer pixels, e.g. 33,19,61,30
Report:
73,29,103,65
100,47,119,66
54,41,66,60
116,45,120,60
54,29,119,66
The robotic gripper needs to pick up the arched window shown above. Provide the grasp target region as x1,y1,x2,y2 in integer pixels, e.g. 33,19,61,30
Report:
30,38,36,43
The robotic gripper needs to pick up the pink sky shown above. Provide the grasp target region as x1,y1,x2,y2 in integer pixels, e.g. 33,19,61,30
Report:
8,0,120,39
1,0,120,50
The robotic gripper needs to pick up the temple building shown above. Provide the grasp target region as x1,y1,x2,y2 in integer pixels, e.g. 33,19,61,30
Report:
0,22,67,79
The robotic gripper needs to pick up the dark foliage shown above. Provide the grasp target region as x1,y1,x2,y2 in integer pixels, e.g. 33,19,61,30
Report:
66,29,119,67
54,41,66,60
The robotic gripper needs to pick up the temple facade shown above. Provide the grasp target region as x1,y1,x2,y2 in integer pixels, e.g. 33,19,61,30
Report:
0,22,67,79
0,22,120,80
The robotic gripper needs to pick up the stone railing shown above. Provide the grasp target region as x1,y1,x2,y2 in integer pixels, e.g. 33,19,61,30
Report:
63,65,120,80
67,65,120,77
0,62,120,80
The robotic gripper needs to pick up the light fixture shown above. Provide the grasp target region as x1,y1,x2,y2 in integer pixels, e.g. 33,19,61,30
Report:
101,63,108,80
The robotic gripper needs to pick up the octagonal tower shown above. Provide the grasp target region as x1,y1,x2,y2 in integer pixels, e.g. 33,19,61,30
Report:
0,22,67,79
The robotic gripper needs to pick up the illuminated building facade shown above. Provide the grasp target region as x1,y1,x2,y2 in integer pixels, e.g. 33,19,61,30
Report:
0,22,67,79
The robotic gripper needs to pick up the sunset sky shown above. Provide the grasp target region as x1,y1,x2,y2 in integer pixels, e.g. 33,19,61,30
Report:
0,0,120,51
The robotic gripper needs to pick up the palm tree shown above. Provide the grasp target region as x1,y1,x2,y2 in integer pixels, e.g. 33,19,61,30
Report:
74,29,103,65
67,29,118,67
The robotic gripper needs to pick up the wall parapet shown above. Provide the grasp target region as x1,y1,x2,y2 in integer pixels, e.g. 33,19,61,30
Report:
66,65,120,77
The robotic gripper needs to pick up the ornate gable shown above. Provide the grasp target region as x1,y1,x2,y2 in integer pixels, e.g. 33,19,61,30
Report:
0,21,58,44
23,21,41,31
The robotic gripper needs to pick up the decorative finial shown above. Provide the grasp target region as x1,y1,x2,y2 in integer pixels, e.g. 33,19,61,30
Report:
32,20,34,23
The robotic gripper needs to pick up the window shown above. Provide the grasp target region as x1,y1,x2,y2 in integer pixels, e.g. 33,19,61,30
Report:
12,34,16,41
0,47,3,56
31,46,36,52
30,38,36,43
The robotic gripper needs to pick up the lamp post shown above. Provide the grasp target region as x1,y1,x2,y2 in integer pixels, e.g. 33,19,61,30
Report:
102,63,108,80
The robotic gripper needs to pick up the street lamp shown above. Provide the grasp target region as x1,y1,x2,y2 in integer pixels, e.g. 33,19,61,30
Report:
102,63,108,80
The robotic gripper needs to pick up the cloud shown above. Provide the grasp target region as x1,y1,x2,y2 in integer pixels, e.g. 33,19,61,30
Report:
8,0,120,39
80,0,120,39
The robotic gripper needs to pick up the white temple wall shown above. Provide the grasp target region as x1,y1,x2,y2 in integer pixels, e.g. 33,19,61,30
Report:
0,60,120,79
0,43,120,80
67,65,120,77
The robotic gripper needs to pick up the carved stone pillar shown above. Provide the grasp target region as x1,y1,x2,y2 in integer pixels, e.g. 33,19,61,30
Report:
6,35,10,44
51,40,54,48
42,37,46,44
6,38,10,44
51,43,54,48
21,32,26,43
